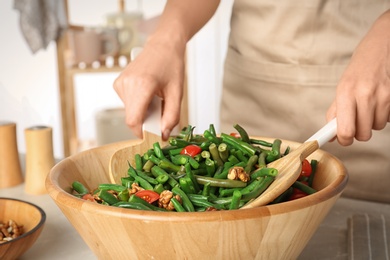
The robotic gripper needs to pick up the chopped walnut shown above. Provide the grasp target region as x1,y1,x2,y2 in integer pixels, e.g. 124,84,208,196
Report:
158,190,182,211
0,220,24,243
228,166,250,182
129,182,144,195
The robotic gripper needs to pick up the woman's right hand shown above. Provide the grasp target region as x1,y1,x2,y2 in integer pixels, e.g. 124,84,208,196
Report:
113,37,186,141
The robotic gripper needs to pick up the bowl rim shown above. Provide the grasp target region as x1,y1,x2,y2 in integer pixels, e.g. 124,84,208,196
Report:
46,139,348,221
0,197,46,246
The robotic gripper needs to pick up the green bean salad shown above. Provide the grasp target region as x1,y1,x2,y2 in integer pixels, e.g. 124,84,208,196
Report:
71,124,318,212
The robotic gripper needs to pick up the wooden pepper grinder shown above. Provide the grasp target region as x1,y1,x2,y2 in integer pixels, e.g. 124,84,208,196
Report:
24,125,55,195
0,121,24,188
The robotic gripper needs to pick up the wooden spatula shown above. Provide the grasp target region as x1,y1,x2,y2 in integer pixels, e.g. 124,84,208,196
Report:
241,118,338,209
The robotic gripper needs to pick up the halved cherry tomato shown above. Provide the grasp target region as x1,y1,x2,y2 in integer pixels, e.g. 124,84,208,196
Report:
180,144,202,157
82,193,96,202
300,159,312,177
135,190,160,204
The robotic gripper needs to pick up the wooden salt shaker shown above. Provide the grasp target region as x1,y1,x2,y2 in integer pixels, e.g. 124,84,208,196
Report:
24,126,55,194
0,121,24,188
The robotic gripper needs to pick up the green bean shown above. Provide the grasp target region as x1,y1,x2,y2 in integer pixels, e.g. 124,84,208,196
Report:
203,129,221,144
142,160,155,172
171,197,186,212
134,176,154,190
257,152,267,169
195,175,247,188
219,187,241,197
151,166,179,188
209,123,217,136
202,182,211,196
72,181,89,195
98,183,127,192
113,201,153,211
250,167,278,179
169,147,183,156
171,154,189,165
148,154,161,165
244,154,258,174
218,143,229,162
205,158,216,177
185,163,200,192
118,189,130,201
97,190,120,205
292,181,317,195
237,178,264,195
135,154,143,171
188,157,200,169
121,177,133,188
172,186,195,212
156,174,169,184
154,183,165,194
188,194,224,210
270,187,293,204
229,190,242,210
135,170,159,185
158,159,182,173
227,154,240,165
233,149,248,163
249,138,273,147
233,123,250,143
179,177,196,194
241,176,275,202
308,159,318,187
128,195,167,212
220,133,257,156
209,143,224,167
266,139,282,162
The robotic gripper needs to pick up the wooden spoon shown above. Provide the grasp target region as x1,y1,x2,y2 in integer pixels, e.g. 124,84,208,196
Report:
241,118,338,209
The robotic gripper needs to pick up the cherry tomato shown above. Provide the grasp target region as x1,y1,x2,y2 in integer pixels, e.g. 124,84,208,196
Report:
135,190,160,204
230,132,241,138
300,159,312,177
82,193,96,202
289,181,309,200
180,145,202,157
289,191,307,201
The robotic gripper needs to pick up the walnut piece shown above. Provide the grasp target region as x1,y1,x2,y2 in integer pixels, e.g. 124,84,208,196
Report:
228,166,250,182
158,190,182,211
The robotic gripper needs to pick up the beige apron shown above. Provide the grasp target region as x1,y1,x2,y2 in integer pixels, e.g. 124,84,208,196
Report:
221,0,390,203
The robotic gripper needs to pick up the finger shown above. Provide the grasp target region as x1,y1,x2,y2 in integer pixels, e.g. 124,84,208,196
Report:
334,82,357,146
372,87,390,130
161,84,182,141
354,86,375,141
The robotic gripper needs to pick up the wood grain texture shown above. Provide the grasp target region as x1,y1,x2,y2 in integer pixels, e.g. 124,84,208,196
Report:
46,137,348,260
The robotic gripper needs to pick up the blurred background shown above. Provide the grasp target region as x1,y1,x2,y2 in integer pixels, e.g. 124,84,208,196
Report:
0,0,233,159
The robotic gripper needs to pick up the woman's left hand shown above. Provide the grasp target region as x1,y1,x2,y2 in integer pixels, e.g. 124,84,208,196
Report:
327,10,390,146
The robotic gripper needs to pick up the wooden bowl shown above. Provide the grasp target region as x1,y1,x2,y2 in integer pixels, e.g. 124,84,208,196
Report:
46,137,348,260
0,198,46,260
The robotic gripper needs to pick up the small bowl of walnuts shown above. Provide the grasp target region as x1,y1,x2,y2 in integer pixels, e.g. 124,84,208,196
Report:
0,198,46,260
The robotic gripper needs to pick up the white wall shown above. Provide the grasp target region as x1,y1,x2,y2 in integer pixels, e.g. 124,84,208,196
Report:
0,0,233,159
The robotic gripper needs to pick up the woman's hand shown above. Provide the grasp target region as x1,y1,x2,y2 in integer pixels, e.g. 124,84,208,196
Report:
113,39,185,141
327,10,390,146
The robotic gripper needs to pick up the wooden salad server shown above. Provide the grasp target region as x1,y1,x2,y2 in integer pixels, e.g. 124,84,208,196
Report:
242,118,338,209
